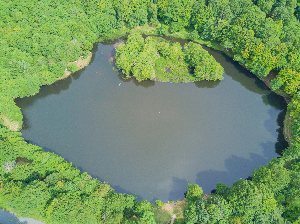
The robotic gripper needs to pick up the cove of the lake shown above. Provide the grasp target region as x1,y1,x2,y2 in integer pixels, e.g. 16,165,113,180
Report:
16,43,287,202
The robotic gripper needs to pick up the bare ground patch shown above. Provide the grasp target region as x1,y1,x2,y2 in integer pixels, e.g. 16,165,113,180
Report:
60,52,93,80
160,200,185,223
0,115,21,131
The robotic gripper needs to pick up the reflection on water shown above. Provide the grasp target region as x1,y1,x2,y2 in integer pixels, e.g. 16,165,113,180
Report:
17,43,287,201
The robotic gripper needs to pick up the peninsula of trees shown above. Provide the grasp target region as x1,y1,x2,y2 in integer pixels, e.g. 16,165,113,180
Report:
115,32,224,82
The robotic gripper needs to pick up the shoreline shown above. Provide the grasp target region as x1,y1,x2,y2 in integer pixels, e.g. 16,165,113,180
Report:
59,52,93,81
2,52,93,132
2,27,293,223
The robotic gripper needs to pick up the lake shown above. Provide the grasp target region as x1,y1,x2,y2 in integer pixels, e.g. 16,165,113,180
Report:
17,42,287,201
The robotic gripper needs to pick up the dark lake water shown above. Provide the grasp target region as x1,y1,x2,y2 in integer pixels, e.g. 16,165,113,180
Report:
17,43,287,201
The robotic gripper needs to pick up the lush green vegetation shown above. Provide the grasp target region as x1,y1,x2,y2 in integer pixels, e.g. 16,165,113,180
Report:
0,0,300,223
115,32,224,82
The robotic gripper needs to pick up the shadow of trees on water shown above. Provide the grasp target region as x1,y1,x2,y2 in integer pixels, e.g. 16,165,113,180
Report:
167,149,277,201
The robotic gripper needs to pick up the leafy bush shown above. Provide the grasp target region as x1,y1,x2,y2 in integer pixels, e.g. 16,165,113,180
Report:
116,32,224,82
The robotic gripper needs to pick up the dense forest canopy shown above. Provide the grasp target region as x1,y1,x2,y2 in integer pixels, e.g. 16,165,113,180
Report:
0,0,300,223
115,32,224,82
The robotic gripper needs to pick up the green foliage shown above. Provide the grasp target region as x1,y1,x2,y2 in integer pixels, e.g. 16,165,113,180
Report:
132,201,156,224
155,200,164,208
288,94,300,144
112,0,153,28
280,148,300,222
184,198,210,224
184,185,231,224
185,184,204,201
116,32,224,82
1,0,300,223
252,160,291,194
225,180,282,223
184,185,209,224
157,0,196,32
271,68,300,95
184,43,224,81
190,0,299,82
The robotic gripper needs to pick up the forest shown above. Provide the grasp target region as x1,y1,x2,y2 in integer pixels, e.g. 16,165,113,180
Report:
115,32,224,82
0,0,299,223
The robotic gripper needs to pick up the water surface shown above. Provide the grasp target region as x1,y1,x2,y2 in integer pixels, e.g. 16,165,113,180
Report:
0,209,43,224
17,43,286,201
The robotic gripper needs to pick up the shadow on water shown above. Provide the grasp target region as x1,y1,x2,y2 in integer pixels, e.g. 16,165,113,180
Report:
166,107,288,200
15,76,73,109
195,152,270,193
194,80,221,88
262,92,286,109
203,46,269,95
113,185,143,201
133,79,155,88
165,150,273,201
116,73,156,88
15,75,75,130
166,91,287,200
262,93,288,154
275,110,289,155
168,177,189,201
225,62,267,94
